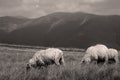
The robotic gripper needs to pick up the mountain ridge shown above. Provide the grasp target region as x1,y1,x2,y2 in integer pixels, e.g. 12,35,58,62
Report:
0,12,120,49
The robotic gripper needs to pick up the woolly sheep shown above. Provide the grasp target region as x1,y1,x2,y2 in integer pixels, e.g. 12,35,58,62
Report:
81,44,109,64
107,48,119,64
26,48,65,70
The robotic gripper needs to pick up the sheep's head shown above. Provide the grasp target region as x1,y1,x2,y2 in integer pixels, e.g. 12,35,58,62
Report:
81,58,91,63
26,63,31,71
26,59,36,71
81,54,91,64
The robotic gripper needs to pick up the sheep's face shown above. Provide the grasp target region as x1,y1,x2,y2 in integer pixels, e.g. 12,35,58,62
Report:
26,59,37,71
26,63,31,71
81,57,91,64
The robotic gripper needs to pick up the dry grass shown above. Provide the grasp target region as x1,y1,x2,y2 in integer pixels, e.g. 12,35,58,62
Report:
0,46,120,80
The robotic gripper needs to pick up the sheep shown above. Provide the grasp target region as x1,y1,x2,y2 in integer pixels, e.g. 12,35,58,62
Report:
107,48,119,64
26,48,65,70
81,44,109,64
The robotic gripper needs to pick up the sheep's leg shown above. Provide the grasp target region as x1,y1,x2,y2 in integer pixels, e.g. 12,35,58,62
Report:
93,59,97,64
55,57,60,65
104,56,108,65
62,56,65,65
60,56,65,65
115,56,119,64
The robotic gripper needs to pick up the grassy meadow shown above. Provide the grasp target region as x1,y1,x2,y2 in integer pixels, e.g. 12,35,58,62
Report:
0,46,120,80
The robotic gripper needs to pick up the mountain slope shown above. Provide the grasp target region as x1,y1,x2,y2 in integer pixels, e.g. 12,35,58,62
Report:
1,12,120,49
0,16,31,42
0,16,30,32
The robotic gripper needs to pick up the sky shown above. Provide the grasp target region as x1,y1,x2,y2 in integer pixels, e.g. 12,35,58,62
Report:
0,0,120,18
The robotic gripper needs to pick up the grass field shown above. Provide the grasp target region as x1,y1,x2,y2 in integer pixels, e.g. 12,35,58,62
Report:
0,46,120,80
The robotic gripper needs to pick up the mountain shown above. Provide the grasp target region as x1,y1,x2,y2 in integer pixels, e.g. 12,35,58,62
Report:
1,12,120,49
0,16,31,43
0,16,30,32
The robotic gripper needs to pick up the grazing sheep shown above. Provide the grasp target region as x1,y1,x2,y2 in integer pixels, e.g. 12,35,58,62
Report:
107,48,119,64
81,44,109,64
26,48,65,70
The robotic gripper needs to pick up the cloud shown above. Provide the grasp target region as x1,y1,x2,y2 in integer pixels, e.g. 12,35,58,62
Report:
22,0,39,7
83,0,105,3
0,0,120,18
89,0,120,15
0,0,21,8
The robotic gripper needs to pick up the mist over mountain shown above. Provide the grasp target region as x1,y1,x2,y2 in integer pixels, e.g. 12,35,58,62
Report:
0,12,120,49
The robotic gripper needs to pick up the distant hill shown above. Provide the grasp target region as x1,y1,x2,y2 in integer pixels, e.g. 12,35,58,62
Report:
0,16,31,42
1,12,120,49
0,16,30,32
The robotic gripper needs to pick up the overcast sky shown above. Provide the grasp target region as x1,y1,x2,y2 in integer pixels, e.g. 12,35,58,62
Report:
0,0,120,18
